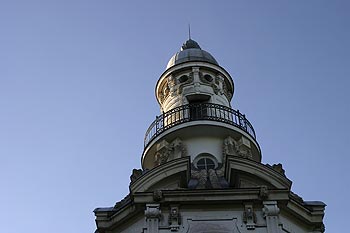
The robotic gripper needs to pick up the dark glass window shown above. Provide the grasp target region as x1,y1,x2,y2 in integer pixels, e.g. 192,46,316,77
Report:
197,158,215,170
204,74,213,82
179,75,189,83
189,103,208,120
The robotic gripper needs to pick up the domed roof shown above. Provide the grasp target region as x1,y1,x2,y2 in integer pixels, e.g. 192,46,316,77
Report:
166,39,218,69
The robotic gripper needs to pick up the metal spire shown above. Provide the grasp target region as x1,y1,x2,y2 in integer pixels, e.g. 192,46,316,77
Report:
188,24,191,40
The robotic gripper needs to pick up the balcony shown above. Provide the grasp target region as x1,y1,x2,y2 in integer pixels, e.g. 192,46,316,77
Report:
144,103,256,148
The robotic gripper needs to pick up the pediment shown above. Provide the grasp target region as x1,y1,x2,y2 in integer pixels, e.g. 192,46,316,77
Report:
130,157,190,194
225,156,292,190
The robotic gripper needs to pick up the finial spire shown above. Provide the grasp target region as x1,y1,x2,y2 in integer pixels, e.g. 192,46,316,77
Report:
188,24,191,40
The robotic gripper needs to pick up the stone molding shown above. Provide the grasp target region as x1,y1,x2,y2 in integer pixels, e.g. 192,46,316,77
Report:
95,189,324,231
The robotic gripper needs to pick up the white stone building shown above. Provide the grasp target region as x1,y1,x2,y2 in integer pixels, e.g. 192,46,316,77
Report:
94,39,325,233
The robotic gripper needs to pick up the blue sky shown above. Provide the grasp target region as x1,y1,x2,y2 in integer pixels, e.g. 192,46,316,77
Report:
1,1,349,232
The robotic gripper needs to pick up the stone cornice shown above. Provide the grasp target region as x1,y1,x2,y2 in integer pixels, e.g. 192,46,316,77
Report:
94,203,139,230
94,188,324,231
133,188,290,204
284,196,325,224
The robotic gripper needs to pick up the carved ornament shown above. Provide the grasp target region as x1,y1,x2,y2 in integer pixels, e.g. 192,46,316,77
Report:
153,190,163,202
168,206,181,231
243,204,257,230
259,185,269,200
130,168,143,183
223,136,253,160
154,138,187,166
190,167,228,189
272,163,286,176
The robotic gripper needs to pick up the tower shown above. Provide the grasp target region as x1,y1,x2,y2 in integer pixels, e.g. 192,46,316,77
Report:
94,39,325,233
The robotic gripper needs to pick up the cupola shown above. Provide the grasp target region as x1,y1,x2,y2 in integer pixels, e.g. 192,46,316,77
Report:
143,39,261,170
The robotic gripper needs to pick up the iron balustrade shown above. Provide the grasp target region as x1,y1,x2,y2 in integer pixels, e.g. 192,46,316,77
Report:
144,103,256,148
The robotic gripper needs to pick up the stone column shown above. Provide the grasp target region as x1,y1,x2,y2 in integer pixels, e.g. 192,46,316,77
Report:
263,201,280,233
145,204,161,233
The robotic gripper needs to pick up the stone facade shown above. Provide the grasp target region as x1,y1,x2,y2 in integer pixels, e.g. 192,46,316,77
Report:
94,39,325,233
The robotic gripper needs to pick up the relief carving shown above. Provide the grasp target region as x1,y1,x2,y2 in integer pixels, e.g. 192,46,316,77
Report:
154,150,170,166
223,136,253,160
208,169,221,189
259,185,269,200
159,81,170,104
215,75,224,95
168,75,178,97
190,167,228,189
190,169,208,189
222,81,232,100
272,163,286,176
237,146,253,159
211,83,220,94
223,136,238,156
168,206,181,231
130,168,143,183
170,138,187,160
243,204,257,230
215,76,220,85
154,138,187,166
153,190,163,202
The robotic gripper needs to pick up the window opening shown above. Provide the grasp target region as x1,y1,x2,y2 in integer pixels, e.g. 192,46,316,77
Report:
188,99,208,120
197,158,215,170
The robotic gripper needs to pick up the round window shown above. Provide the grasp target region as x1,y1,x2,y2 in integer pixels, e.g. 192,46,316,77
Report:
196,158,216,170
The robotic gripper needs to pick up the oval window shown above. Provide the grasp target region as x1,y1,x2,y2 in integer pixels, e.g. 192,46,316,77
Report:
204,74,213,82
179,75,189,83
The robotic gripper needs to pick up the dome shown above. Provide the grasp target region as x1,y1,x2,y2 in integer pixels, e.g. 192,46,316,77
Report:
166,39,218,69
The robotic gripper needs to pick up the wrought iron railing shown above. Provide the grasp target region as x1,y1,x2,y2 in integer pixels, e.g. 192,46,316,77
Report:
144,103,256,148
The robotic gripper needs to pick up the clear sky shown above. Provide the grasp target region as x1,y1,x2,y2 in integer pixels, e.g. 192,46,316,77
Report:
1,0,349,232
